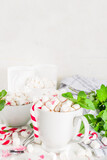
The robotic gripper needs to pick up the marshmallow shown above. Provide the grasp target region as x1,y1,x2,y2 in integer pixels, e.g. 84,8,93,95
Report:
27,144,34,153
72,104,80,110
84,138,91,145
61,101,72,112
66,100,73,107
101,137,107,145
35,101,43,108
46,101,55,111
90,140,100,149
54,105,61,112
42,96,49,103
69,107,75,112
13,137,21,146
21,131,28,138
11,100,17,106
46,101,52,109
12,132,19,139
6,92,32,106
58,96,67,103
42,105,50,111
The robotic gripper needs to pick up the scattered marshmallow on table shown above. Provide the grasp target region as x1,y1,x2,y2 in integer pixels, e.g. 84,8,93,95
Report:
21,131,28,138
101,137,107,145
13,137,21,146
12,132,19,139
90,140,100,149
27,144,34,153
84,138,91,145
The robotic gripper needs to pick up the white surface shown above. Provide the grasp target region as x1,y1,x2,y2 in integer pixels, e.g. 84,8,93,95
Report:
0,0,107,89
0,142,105,160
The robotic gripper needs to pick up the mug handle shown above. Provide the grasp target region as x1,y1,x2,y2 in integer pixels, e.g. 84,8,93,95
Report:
72,116,89,143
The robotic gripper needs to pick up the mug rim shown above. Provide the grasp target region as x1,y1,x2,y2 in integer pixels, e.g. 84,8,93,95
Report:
39,107,83,115
4,102,32,108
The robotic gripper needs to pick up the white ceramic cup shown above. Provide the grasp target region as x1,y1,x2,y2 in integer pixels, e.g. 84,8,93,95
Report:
0,103,32,127
38,108,89,153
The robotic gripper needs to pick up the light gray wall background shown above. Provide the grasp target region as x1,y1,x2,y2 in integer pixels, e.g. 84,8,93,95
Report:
0,0,107,89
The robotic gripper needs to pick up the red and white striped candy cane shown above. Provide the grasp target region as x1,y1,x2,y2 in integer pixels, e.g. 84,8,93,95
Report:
0,126,27,145
30,103,42,144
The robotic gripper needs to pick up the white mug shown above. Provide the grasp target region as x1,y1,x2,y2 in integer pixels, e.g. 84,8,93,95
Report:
37,108,89,153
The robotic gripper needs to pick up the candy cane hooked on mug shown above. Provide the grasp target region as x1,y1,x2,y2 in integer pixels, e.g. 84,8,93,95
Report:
30,101,43,144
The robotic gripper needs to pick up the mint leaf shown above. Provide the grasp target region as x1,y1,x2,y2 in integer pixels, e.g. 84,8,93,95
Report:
77,91,87,101
62,92,73,98
62,92,77,103
88,91,96,101
30,123,33,128
84,114,95,124
0,99,6,111
94,121,104,132
102,110,107,121
96,110,104,118
85,99,95,110
104,121,107,131
0,90,7,99
104,102,107,109
79,121,85,134
96,84,107,102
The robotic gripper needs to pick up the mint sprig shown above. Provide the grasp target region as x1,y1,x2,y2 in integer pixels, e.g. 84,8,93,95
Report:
62,91,95,110
0,90,7,111
79,84,107,137
62,84,107,137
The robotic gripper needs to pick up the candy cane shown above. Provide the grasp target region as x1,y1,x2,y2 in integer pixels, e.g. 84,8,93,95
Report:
30,103,42,144
77,131,98,140
0,126,27,145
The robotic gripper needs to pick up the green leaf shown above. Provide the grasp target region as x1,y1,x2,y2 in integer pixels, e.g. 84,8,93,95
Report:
93,99,100,109
84,114,96,124
104,121,107,131
77,91,87,101
96,110,104,118
85,99,95,110
0,90,7,99
96,84,107,102
102,110,107,121
62,92,73,98
0,99,6,111
62,92,77,103
94,121,104,132
104,102,107,109
30,123,33,128
79,121,85,134
88,91,96,101
105,131,107,137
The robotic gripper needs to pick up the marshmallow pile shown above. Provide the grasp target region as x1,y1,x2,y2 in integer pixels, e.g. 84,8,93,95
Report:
25,77,56,89
5,92,32,106
33,93,81,112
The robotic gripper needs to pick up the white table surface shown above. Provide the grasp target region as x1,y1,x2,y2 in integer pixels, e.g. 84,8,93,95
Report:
0,141,106,160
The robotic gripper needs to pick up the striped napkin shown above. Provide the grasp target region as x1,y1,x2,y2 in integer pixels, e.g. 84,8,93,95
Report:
59,75,107,159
